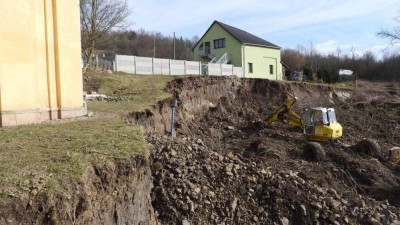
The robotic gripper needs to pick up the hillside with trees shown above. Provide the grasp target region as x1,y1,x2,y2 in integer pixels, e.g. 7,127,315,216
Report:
282,46,400,82
92,29,399,82
80,0,399,81
96,30,199,61
282,14,399,82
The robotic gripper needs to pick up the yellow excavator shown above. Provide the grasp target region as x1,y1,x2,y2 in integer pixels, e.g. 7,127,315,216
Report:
265,97,342,142
265,97,382,161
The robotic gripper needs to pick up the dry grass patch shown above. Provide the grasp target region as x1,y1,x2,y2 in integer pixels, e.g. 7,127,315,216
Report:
0,117,148,201
86,72,175,115
0,71,176,202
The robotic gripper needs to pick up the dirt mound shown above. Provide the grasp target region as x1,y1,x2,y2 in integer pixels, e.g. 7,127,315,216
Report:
128,77,400,225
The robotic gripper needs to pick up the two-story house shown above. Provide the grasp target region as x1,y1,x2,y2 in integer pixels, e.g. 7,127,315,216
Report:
193,20,282,80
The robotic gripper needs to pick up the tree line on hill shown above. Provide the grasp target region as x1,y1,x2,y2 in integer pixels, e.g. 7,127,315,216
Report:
80,0,198,72
80,0,399,81
95,30,199,61
93,28,399,82
282,45,400,82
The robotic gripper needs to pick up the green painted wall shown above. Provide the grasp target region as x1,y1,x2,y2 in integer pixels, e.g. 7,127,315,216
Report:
243,45,282,79
193,23,242,66
193,22,283,80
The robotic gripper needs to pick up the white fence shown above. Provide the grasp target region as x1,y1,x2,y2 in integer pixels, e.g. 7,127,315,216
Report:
84,56,114,71
206,64,243,77
115,54,243,77
115,55,201,75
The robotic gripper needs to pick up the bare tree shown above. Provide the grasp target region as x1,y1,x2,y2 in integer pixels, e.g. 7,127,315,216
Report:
99,29,198,60
349,46,357,60
306,41,321,79
377,12,400,47
80,0,130,72
281,48,305,71
336,45,342,58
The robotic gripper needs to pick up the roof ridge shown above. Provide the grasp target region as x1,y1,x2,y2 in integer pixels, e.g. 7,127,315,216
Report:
214,20,280,49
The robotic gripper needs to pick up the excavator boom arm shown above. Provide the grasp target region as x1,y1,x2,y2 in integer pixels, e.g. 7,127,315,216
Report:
265,97,303,127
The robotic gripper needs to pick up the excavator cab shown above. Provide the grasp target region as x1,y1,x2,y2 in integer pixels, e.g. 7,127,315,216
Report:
302,107,342,142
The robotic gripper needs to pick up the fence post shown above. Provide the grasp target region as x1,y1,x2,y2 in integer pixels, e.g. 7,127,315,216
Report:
160,59,163,75
169,59,171,75
152,57,154,75
184,60,186,75
133,56,137,74
115,56,118,72
220,64,222,76
199,62,201,76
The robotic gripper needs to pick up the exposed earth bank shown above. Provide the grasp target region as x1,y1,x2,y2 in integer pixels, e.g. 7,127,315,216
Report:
128,77,400,225
0,157,156,225
2,76,400,225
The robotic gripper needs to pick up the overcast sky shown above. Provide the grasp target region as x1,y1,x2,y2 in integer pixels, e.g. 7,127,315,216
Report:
128,0,399,58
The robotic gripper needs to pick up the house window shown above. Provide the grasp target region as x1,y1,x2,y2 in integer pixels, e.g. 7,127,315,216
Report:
248,63,253,73
199,43,203,50
269,65,274,74
214,38,226,49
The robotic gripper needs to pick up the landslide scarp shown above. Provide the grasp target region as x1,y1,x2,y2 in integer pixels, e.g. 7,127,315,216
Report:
128,76,400,225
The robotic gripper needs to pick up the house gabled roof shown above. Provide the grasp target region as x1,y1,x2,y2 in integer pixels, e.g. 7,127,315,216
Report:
193,20,280,50
216,21,280,48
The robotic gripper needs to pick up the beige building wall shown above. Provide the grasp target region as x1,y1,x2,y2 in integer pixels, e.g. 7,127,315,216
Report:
0,0,86,126
242,45,283,80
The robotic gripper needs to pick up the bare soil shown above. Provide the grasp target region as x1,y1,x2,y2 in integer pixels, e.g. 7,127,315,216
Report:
129,77,400,225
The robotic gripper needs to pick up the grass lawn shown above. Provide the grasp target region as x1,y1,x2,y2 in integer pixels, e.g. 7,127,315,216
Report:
86,72,175,115
0,71,175,202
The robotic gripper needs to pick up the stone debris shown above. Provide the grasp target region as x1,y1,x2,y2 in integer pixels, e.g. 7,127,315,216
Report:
181,219,190,225
149,135,400,225
280,217,289,225
130,77,400,225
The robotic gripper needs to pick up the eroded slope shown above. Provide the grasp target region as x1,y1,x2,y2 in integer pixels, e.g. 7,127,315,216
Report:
128,77,400,225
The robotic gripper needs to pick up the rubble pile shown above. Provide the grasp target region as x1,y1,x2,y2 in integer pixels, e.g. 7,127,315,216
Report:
149,135,400,225
129,77,400,225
